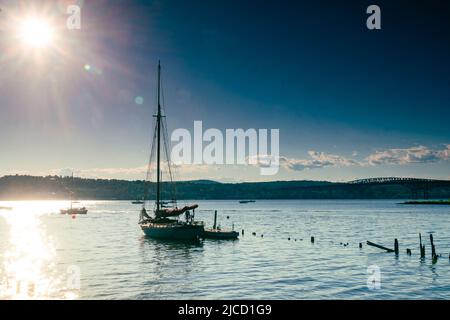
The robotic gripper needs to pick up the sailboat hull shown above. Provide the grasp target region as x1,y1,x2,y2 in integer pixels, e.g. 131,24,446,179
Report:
60,208,88,215
203,229,239,240
141,223,204,240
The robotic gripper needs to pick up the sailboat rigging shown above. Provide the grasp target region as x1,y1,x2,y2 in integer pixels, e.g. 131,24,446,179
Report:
138,61,204,240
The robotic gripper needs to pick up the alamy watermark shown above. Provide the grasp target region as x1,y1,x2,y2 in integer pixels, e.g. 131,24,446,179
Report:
66,5,81,30
1,4,380,31
171,121,280,175
0,265,81,299
366,5,381,30
367,265,382,290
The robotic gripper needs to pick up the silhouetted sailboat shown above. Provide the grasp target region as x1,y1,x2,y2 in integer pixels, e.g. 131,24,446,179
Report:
138,61,204,240
60,174,87,215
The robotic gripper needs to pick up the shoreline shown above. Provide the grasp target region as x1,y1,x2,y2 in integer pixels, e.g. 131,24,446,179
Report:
401,200,450,205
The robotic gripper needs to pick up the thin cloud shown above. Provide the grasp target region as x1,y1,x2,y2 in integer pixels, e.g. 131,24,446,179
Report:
12,144,449,180
49,166,148,179
281,151,360,171
255,144,450,172
366,145,450,165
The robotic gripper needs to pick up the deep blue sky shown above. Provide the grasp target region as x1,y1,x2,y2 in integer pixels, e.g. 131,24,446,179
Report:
0,0,449,181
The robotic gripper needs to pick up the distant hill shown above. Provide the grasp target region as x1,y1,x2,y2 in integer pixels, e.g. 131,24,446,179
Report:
186,180,221,184
0,175,449,200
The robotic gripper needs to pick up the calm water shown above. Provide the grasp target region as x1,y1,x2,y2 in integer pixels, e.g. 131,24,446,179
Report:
0,200,449,300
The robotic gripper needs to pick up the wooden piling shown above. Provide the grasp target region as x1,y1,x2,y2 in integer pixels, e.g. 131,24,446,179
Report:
430,234,435,257
419,233,425,258
311,236,315,243
406,249,412,255
366,241,394,252
359,243,362,249
430,234,437,262
394,239,399,255
213,210,217,229
242,229,244,236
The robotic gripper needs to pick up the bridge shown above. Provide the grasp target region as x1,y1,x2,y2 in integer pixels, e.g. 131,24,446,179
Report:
285,177,450,199
347,177,444,185
346,177,450,199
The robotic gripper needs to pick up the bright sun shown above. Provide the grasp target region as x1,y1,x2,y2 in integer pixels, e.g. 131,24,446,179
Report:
18,17,54,48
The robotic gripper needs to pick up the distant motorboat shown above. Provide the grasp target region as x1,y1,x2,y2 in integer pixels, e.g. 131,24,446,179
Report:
132,200,144,204
239,200,256,204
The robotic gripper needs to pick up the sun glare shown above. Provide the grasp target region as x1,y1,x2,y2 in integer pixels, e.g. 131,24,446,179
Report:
18,17,54,48
0,201,78,299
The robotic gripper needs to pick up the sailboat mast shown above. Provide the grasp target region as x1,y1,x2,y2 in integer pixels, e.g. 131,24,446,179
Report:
156,61,161,212
70,172,73,209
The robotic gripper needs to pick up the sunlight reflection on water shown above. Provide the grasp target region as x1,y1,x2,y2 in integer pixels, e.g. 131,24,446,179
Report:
1,200,450,299
0,201,78,299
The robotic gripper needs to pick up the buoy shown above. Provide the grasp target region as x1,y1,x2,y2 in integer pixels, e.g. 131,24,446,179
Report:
242,229,245,236
311,236,315,243
226,216,230,219
261,234,263,238
288,237,291,241
406,249,412,255
252,232,256,236
72,215,76,219
359,243,362,249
